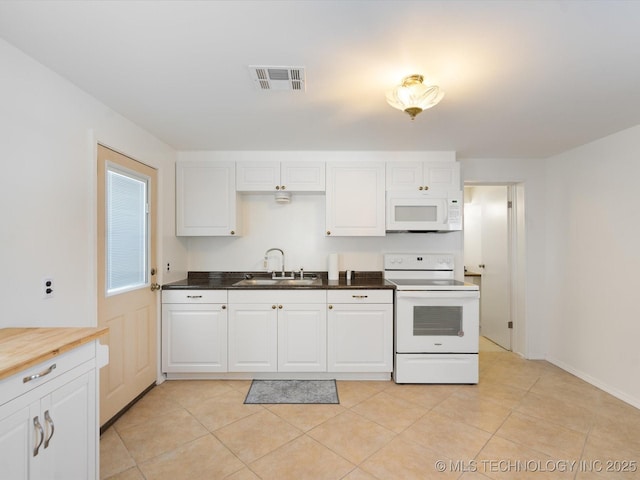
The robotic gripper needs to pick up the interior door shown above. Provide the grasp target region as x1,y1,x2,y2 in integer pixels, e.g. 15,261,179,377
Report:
471,185,511,350
97,145,158,425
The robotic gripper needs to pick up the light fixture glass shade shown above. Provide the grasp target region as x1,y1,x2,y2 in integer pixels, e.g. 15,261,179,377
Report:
386,74,445,120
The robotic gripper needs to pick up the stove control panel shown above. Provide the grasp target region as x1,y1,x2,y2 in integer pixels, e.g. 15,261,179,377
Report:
384,253,454,271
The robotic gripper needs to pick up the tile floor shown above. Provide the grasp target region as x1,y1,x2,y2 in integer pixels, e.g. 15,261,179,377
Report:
101,338,640,480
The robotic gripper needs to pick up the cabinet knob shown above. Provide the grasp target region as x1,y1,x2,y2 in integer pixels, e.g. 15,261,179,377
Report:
230,230,235,235
278,305,283,309
281,185,286,190
424,185,429,190
275,185,280,190
418,186,423,191
221,305,227,310
326,230,331,235
328,305,333,309
272,305,277,309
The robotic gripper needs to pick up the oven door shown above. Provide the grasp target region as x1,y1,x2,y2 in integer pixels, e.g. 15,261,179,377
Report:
395,290,479,353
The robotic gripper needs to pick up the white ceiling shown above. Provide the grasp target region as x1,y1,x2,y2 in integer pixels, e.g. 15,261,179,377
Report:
1,0,640,159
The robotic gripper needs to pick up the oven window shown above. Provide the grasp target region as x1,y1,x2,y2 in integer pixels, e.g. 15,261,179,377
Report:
413,306,463,336
395,205,438,222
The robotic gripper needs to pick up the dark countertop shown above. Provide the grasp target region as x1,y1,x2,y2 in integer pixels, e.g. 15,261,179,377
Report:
162,271,395,290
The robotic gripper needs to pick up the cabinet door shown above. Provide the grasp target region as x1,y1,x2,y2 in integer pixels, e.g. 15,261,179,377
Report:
385,161,423,191
278,304,327,372
423,161,460,193
228,304,277,372
0,405,30,480
236,161,280,191
176,160,238,236
327,304,393,372
326,162,385,236
281,161,325,191
162,304,228,373
43,370,96,480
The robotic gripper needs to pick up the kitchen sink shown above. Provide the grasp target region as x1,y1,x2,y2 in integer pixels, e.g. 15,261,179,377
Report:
233,278,322,287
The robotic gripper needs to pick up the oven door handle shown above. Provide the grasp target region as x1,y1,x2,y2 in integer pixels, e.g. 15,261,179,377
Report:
395,291,479,299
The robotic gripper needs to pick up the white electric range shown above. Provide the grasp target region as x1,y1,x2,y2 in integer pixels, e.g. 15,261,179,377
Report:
384,253,480,384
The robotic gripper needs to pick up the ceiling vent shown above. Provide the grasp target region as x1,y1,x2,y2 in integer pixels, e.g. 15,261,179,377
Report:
249,66,306,92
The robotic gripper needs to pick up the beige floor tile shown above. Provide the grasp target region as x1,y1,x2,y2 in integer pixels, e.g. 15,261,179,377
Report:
224,468,262,480
468,380,528,409
335,380,385,408
360,436,459,479
581,431,640,474
495,411,586,458
187,388,264,432
155,379,235,408
341,468,380,480
138,434,245,480
476,436,575,479
481,363,541,391
113,387,182,432
400,411,492,460
103,466,145,480
100,428,136,479
351,391,428,433
117,408,208,463
515,391,594,433
459,473,493,479
307,410,396,464
431,391,512,433
382,383,460,409
249,435,355,480
266,402,345,431
213,409,302,463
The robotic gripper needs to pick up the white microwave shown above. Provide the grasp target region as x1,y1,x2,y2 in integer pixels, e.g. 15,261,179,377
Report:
386,191,463,232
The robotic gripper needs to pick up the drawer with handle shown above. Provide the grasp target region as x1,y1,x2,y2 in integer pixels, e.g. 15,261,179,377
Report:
327,289,392,304
162,290,227,304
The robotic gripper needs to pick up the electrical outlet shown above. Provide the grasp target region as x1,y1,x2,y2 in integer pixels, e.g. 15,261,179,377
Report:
166,262,171,272
43,278,54,299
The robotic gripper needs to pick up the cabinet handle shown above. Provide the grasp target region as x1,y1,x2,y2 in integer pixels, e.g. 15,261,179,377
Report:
33,416,44,456
23,363,56,383
44,410,55,448
186,295,203,299
328,305,333,309
352,295,369,299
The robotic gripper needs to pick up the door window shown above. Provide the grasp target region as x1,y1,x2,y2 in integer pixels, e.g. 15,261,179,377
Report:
106,165,149,295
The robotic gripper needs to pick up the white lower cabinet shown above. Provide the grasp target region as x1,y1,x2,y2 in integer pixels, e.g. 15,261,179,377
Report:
162,290,228,373
0,344,98,480
327,290,393,373
228,290,327,372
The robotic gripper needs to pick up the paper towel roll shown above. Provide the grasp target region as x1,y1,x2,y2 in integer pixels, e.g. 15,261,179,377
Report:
328,253,339,280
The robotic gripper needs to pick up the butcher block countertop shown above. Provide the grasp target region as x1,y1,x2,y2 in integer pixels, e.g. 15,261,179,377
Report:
0,327,108,381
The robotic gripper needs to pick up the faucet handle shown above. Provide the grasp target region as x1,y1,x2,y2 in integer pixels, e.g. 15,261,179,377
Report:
299,267,304,279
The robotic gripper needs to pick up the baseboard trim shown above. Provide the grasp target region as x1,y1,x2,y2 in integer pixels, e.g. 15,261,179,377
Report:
100,382,156,435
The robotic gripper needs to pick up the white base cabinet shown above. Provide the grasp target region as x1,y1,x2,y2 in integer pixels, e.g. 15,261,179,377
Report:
0,343,99,480
327,290,393,373
228,290,327,373
162,290,228,373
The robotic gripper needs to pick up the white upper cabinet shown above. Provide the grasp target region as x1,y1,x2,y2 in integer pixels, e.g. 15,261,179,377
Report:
386,153,460,193
176,160,239,236
236,161,325,192
325,162,386,236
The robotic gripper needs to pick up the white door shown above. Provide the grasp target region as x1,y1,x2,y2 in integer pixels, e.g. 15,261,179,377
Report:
464,185,511,350
97,145,158,425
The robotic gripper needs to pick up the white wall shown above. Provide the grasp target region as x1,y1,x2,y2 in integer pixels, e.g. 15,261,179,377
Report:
0,38,185,328
545,125,640,408
460,158,547,359
180,151,464,278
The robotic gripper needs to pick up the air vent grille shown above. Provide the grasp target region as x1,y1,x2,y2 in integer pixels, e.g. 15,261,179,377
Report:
249,65,306,92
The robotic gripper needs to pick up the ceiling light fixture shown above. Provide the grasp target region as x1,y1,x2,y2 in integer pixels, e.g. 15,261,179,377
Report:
386,74,444,120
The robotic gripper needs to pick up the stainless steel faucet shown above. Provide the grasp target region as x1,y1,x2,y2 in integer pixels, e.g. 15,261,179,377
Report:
264,248,293,279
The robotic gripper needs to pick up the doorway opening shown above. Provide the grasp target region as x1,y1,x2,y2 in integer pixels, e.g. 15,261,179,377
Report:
463,184,526,354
